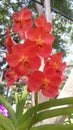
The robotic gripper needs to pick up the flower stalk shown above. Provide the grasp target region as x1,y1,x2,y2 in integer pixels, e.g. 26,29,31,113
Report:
34,92,38,119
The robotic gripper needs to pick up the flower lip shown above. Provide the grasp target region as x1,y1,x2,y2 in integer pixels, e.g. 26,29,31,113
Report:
9,71,16,78
18,17,23,22
52,62,58,70
20,56,29,68
41,78,50,89
36,38,44,47
20,56,28,63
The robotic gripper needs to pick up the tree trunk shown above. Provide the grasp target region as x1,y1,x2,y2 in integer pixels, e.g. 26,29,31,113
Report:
44,0,52,22
0,71,3,82
35,0,44,15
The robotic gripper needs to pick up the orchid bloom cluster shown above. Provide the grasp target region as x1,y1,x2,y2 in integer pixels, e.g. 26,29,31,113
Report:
4,7,66,97
0,104,10,118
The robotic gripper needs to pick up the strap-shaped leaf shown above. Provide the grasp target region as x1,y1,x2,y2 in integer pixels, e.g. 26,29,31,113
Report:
18,97,73,124
0,113,15,130
38,97,73,111
0,95,17,128
15,86,28,118
33,106,73,124
30,124,73,130
17,116,33,130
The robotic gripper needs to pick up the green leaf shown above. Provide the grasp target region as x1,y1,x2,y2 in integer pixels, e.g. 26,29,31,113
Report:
0,113,15,130
17,116,33,130
15,86,28,118
37,97,73,112
0,126,4,130
0,95,17,128
33,106,73,124
18,97,73,125
30,124,73,130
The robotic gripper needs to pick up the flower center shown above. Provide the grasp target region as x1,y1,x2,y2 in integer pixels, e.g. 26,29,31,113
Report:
5,38,9,43
19,17,23,23
21,57,29,68
36,39,44,48
41,78,50,89
52,62,58,70
7,71,15,79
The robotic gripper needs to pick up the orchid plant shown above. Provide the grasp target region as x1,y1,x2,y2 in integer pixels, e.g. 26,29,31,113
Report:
0,7,73,130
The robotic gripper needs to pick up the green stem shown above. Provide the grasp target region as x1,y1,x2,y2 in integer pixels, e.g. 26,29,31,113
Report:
35,93,38,106
26,93,38,130
34,92,38,118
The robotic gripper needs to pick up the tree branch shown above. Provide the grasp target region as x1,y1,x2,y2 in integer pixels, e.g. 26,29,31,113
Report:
35,0,44,15
44,0,52,22
32,0,73,21
51,7,73,22
32,0,43,6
